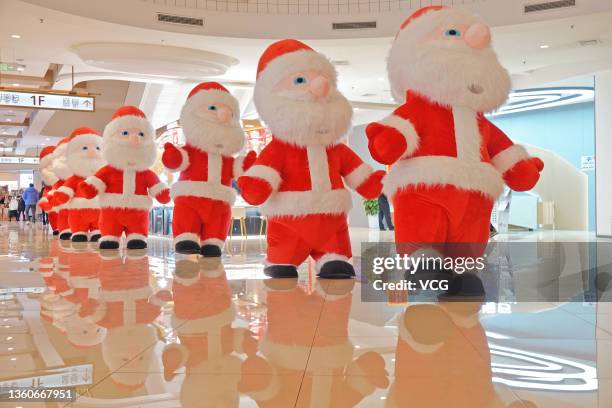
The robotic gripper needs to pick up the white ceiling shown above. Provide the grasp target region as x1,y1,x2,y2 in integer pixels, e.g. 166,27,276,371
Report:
0,0,611,154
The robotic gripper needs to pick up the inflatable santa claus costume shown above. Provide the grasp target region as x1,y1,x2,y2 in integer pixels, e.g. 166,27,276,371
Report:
238,39,385,279
37,145,59,233
366,6,543,252
163,82,256,256
47,136,75,240
79,106,170,250
52,127,105,243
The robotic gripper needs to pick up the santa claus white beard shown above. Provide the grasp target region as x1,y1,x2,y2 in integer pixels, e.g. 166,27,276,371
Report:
254,89,353,147
68,154,105,178
52,157,73,180
388,44,511,113
180,115,245,156
102,140,157,171
41,168,58,185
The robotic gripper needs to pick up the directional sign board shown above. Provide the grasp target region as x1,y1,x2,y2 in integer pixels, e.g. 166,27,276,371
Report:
0,90,94,112
0,156,39,165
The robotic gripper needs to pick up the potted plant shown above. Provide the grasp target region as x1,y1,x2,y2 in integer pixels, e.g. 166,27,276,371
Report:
363,198,379,229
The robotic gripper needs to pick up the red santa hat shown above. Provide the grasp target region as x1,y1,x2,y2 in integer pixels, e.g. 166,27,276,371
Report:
103,105,154,142
67,127,101,147
180,82,240,123
39,145,56,168
255,39,338,94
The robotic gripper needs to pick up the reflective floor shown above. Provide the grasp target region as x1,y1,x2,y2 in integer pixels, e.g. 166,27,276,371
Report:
0,221,611,407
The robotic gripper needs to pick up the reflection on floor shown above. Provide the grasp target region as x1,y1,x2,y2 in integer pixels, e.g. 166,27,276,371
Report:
0,222,610,407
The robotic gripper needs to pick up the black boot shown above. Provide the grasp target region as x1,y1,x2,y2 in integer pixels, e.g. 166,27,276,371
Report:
176,240,201,255
264,265,298,278
317,261,355,279
52,230,60,236
59,232,72,241
200,244,221,258
90,234,101,242
127,239,147,250
71,234,87,243
99,240,119,250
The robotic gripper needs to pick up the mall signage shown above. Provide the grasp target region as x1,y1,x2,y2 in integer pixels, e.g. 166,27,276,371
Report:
0,89,95,112
0,156,39,164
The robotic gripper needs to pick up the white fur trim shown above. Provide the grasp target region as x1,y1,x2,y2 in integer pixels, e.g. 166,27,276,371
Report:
256,49,337,94
57,185,74,199
102,286,152,302
170,181,236,205
60,228,72,236
174,232,200,244
261,337,353,371
177,146,190,172
103,115,154,142
232,156,245,177
315,253,351,272
71,232,88,239
452,106,482,162
307,145,331,191
85,176,106,194
69,197,99,209
202,238,225,248
89,229,101,236
344,163,373,190
99,235,120,243
40,154,54,169
383,156,504,199
99,193,152,210
126,233,147,242
172,306,234,335
148,182,167,198
243,165,282,190
378,114,419,157
261,189,352,217
490,144,529,174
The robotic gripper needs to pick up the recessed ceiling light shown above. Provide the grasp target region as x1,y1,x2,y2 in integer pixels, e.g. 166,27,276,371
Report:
5,119,11,122
16,67,24,72
10,34,21,39
41,143,46,146
12,83,19,87
45,137,50,141
540,44,550,49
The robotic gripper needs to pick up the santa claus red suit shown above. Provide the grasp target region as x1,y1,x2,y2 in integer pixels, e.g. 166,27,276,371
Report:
162,82,256,256
52,127,105,243
241,279,389,407
37,146,58,233
366,6,543,254
46,137,75,240
79,106,171,250
237,39,384,279
162,260,259,406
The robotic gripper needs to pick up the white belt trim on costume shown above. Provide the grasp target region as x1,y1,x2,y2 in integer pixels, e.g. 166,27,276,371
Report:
170,180,236,205
172,305,235,335
261,188,352,217
382,156,504,199
68,197,100,209
98,193,152,210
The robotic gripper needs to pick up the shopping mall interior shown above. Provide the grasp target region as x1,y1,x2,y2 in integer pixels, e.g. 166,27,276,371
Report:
1,0,612,406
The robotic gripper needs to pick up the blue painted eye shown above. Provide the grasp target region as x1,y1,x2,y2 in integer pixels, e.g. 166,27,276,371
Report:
138,131,145,137
121,130,129,136
208,105,217,111
293,76,307,85
445,29,461,37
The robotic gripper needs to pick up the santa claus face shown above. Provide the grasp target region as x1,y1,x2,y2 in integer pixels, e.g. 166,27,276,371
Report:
102,126,157,171
254,67,353,147
66,137,105,178
50,146,73,181
180,94,245,156
388,8,511,112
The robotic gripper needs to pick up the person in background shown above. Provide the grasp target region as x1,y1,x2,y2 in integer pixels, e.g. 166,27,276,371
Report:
17,194,26,222
0,194,5,220
39,183,49,226
378,193,394,231
8,196,19,221
23,183,39,224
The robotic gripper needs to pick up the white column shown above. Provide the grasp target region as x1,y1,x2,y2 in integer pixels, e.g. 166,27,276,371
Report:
595,70,612,236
